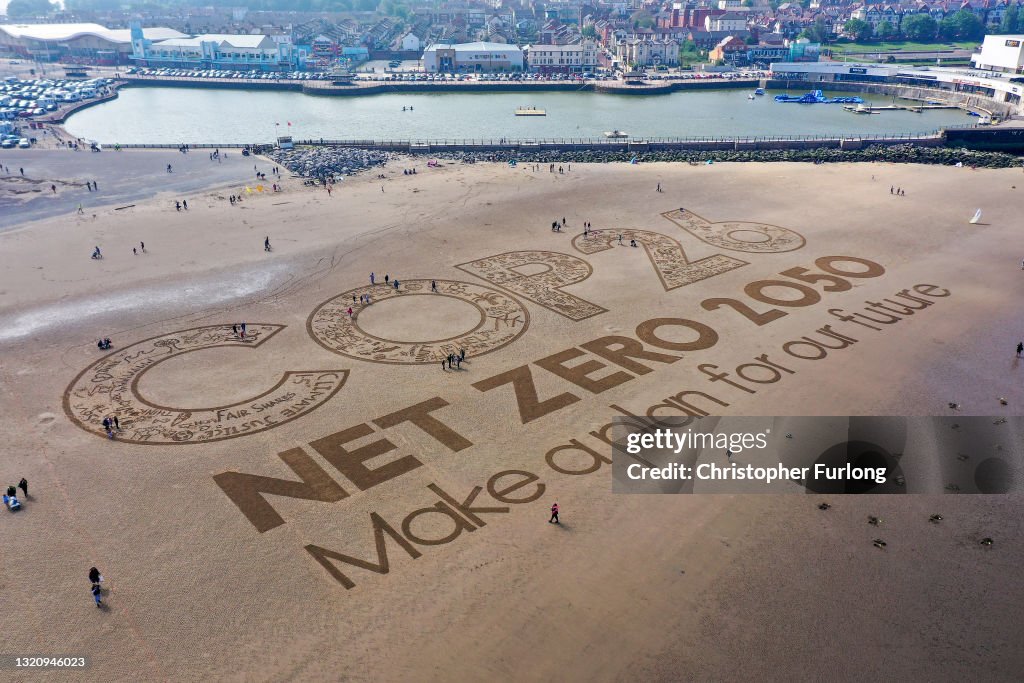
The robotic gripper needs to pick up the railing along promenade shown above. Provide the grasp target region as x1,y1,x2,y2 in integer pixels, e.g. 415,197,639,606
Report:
112,128,977,152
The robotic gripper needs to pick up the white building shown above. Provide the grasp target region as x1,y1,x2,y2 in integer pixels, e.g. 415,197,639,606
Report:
133,29,298,71
706,12,748,32
0,22,184,63
972,34,1024,74
616,37,680,68
422,41,524,72
527,40,599,73
400,32,421,52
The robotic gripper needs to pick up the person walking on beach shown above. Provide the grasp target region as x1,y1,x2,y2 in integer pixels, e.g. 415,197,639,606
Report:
89,566,102,587
182,200,188,210
241,322,246,336
1017,342,1023,358
264,236,271,252
51,184,56,194
370,272,375,285
549,502,559,524
91,584,103,608
140,241,145,253
431,280,437,292
175,201,181,212
18,478,27,497
167,164,172,173
656,183,661,192
232,324,238,336
385,274,389,285
112,415,120,431
890,186,893,195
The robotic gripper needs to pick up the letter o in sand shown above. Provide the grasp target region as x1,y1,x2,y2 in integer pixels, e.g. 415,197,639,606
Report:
636,317,719,352
308,279,529,364
783,340,828,360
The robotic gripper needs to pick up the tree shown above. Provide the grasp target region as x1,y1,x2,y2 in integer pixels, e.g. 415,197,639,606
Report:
875,20,897,40
843,18,873,42
900,13,938,41
581,24,597,39
799,18,830,44
1000,4,1019,33
6,0,56,17
629,10,655,29
939,10,984,41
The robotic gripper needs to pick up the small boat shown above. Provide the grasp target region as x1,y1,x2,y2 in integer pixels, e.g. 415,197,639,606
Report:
604,130,629,138
515,106,546,116
754,88,765,96
748,93,755,100
847,104,877,114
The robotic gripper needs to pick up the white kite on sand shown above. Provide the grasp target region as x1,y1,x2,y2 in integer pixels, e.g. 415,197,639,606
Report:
969,209,982,224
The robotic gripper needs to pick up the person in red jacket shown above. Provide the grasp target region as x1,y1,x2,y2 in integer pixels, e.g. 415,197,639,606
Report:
549,503,559,524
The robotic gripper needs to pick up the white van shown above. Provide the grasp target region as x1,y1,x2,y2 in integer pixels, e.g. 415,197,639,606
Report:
60,91,81,102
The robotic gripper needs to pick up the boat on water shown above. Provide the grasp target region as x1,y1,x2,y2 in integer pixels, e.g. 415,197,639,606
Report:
754,88,765,96
515,106,546,116
774,89,863,104
604,130,629,138
845,104,878,114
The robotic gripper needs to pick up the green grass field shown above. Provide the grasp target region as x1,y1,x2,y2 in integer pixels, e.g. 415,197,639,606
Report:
828,40,979,55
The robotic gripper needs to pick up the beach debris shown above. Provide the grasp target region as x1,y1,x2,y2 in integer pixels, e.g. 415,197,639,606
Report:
969,208,982,224
948,403,961,411
872,539,887,549
980,537,993,546
993,417,1006,424
945,484,961,492
957,453,970,461
929,514,943,523
785,433,793,439
894,475,905,487
817,502,831,510
868,516,881,526
998,397,1008,406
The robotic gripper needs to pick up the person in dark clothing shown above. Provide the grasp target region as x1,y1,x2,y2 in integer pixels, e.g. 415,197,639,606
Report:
92,584,102,607
1017,342,1023,358
549,503,559,524
18,478,27,497
89,567,101,586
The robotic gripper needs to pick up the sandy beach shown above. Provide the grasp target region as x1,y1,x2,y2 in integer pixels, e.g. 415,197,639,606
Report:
1,153,1022,681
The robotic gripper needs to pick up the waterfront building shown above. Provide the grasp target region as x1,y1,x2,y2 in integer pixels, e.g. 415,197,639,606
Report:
616,37,681,67
972,34,1024,74
526,40,600,74
130,24,300,72
422,42,524,73
0,23,184,64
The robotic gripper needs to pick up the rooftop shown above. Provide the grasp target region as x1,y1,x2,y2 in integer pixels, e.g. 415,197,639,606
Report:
0,23,185,44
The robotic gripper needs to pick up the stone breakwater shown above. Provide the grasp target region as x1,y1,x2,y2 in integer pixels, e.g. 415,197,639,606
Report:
267,146,392,179
271,144,1021,178
423,144,1021,168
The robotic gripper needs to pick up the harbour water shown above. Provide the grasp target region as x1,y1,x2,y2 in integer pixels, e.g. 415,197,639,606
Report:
64,86,975,144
